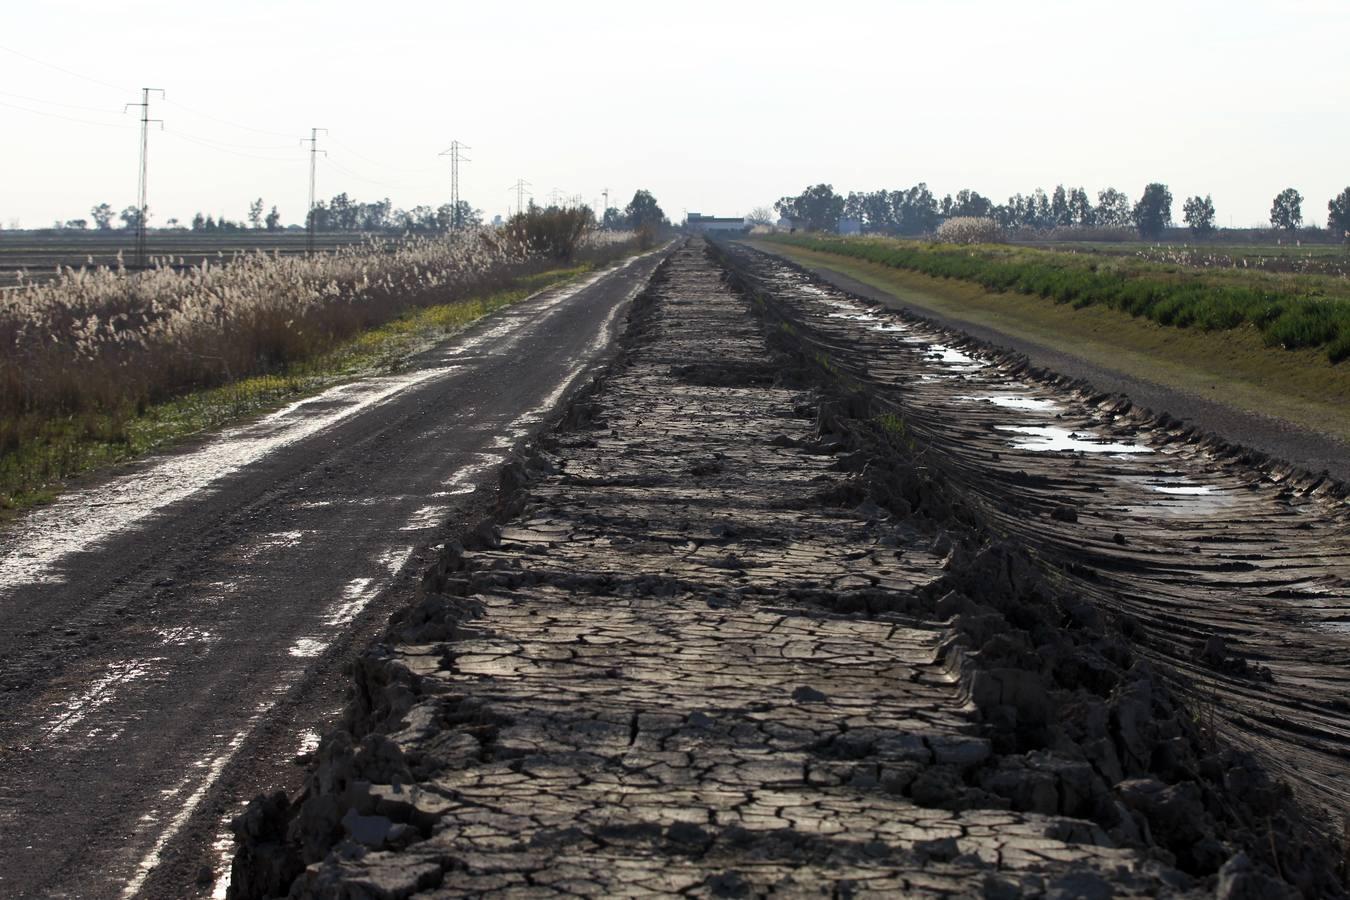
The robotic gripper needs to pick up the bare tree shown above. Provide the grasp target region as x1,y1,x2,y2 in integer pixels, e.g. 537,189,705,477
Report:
747,206,774,226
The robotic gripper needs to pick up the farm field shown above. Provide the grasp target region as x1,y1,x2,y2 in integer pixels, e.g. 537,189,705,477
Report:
1017,240,1350,277
0,230,375,286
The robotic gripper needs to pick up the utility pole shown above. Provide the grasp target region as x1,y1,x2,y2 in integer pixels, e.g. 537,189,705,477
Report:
303,127,327,253
508,178,531,217
439,140,471,229
124,88,164,270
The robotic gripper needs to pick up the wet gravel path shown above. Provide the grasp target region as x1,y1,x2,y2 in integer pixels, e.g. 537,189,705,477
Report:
722,241,1350,820
0,250,669,900
268,245,1216,897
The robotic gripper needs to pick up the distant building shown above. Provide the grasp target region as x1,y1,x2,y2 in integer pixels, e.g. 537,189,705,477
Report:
685,212,748,233
491,214,504,227
838,217,862,236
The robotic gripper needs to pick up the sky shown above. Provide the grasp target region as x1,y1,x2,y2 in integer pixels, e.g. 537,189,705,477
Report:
3,0,1348,230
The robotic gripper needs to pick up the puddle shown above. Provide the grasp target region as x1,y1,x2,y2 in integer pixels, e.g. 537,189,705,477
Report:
996,425,1151,455
928,345,984,370
1151,485,1217,496
966,395,1061,413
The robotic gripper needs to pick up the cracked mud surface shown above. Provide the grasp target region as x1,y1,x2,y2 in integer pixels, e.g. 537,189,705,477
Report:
232,243,1348,898
718,241,1350,821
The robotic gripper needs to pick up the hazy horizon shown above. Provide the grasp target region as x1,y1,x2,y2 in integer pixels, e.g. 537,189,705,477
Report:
4,0,1348,231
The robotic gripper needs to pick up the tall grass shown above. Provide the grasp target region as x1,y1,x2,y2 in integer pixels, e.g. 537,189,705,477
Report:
772,235,1350,363
0,225,639,508
2,229,531,422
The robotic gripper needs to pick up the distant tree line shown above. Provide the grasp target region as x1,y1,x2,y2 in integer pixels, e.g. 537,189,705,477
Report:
775,183,1350,240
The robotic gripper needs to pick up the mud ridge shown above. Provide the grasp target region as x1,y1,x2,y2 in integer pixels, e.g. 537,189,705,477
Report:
228,239,1344,898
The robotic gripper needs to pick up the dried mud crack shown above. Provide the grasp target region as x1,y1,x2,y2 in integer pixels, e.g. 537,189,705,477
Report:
231,240,1346,898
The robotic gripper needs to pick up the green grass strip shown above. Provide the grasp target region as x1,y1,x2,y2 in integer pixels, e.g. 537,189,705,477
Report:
766,235,1350,363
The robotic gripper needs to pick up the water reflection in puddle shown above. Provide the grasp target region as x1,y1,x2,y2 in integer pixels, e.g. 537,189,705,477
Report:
967,395,1061,413
1151,485,1216,496
996,425,1150,455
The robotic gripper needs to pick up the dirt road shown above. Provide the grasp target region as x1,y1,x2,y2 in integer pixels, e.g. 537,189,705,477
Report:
0,248,669,899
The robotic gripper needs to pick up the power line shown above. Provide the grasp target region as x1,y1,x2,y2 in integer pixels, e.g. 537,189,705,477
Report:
326,135,443,175
124,88,164,269
323,156,426,192
160,127,299,162
0,97,132,129
0,44,128,93
304,128,327,253
439,140,471,229
0,89,125,113
508,179,532,217
161,98,295,139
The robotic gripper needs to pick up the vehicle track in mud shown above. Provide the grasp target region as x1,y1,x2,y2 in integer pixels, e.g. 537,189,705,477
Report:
236,240,1344,898
0,249,670,900
751,245,1350,483
719,240,1350,821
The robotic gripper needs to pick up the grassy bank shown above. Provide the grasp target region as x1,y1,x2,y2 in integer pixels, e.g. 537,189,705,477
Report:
750,240,1350,444
767,234,1350,362
0,265,589,517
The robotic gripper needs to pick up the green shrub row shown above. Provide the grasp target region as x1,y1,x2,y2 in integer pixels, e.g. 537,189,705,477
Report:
774,236,1350,363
